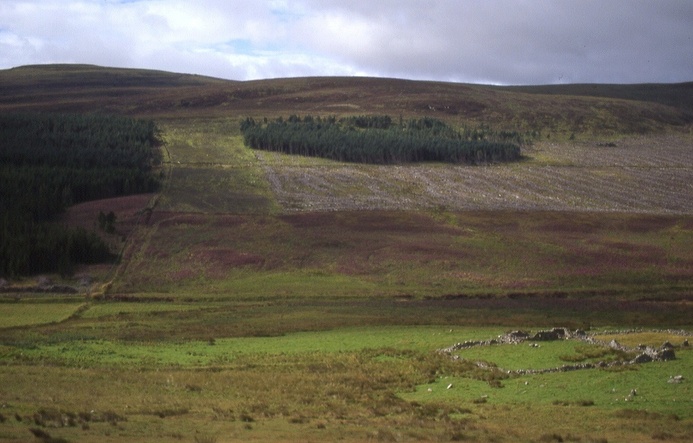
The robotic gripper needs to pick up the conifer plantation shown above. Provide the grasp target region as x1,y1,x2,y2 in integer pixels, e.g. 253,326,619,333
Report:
0,113,162,277
241,114,526,164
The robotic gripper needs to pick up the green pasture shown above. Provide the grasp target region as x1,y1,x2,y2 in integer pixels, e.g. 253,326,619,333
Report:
3,324,690,419
450,340,613,372
406,348,692,418
1,325,498,367
0,301,84,328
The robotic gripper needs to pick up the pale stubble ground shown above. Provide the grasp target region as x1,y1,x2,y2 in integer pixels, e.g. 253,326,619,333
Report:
256,134,693,214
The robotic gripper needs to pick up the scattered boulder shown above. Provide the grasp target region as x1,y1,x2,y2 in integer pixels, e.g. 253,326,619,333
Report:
531,330,560,341
656,348,676,361
667,375,684,384
506,330,530,341
532,328,567,341
632,354,653,364
608,339,627,351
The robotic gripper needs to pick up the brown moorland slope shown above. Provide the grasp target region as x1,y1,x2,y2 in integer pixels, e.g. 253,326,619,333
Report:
2,64,693,297
2,64,692,137
503,82,693,113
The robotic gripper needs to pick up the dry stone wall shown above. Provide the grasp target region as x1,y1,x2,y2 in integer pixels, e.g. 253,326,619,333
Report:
439,327,691,375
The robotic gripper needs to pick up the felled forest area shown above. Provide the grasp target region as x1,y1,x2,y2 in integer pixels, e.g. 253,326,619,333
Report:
241,115,527,164
0,113,162,277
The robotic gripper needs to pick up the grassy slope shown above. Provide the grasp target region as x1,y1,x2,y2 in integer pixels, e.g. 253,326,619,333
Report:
1,65,692,442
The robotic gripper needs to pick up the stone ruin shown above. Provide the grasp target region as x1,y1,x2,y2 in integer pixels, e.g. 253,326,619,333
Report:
439,327,688,375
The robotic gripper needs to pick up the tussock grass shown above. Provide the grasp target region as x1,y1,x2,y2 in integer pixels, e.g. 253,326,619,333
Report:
2,324,690,441
79,302,217,319
559,344,628,363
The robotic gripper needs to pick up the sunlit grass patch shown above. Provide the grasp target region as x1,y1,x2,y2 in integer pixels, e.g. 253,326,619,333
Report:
451,340,594,371
405,346,693,417
1,326,502,368
158,166,276,214
208,325,502,354
0,302,84,328
159,118,249,164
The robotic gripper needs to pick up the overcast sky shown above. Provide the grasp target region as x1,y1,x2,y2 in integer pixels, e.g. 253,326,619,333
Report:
1,0,692,85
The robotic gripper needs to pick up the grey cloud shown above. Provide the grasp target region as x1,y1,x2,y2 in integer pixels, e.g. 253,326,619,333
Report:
0,0,691,84
288,0,693,84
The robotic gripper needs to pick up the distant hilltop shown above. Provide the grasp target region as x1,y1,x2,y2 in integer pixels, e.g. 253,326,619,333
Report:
1,64,692,137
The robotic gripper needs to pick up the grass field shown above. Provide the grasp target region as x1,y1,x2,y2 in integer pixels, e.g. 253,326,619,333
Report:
0,301,84,328
0,65,692,442
1,322,690,442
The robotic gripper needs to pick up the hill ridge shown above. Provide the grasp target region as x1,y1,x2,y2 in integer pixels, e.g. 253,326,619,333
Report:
1,64,692,136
